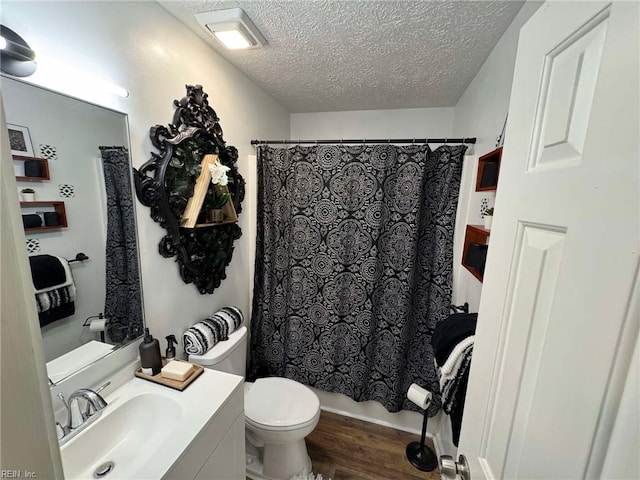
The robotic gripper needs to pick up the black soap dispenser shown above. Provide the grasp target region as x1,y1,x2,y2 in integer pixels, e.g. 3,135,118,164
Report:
139,328,162,375
165,335,178,363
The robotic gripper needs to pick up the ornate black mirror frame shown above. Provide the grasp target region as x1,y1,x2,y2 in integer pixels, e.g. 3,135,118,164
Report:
134,85,245,294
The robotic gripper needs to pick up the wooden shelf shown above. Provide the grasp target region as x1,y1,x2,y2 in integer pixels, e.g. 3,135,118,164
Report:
476,147,502,192
20,201,68,231
180,154,238,229
189,220,238,229
23,225,66,232
465,147,502,281
465,224,490,236
462,224,490,282
13,155,50,182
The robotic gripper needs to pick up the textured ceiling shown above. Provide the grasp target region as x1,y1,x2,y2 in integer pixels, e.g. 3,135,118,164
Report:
159,0,524,113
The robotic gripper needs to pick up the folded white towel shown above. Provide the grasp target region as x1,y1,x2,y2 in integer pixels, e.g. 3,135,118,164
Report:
440,335,474,378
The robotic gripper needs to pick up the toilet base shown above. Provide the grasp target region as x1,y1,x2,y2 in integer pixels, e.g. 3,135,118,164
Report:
245,440,312,480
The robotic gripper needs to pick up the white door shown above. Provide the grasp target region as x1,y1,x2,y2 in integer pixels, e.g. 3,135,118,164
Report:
454,2,639,479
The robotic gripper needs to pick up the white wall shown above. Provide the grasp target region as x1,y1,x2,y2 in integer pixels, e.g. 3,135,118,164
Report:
291,107,454,139
3,77,127,361
451,1,543,312
1,1,289,387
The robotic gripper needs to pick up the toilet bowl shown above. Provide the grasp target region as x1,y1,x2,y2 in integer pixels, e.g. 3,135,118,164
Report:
245,378,320,479
188,326,321,480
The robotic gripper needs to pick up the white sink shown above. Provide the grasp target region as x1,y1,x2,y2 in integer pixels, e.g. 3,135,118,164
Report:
62,392,181,479
60,369,243,479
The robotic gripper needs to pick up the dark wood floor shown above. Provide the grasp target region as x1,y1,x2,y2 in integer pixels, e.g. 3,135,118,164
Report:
306,411,440,480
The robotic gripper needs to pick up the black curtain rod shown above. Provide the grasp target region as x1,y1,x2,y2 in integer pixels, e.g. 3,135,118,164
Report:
251,137,476,146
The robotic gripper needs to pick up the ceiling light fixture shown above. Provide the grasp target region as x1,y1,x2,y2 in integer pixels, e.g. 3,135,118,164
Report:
0,25,37,77
196,8,266,50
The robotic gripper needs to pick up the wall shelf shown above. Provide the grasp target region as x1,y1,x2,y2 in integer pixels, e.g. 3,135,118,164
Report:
14,155,51,182
462,224,490,282
464,146,502,282
187,219,238,229
20,201,68,231
180,155,239,229
475,147,502,192
23,225,66,232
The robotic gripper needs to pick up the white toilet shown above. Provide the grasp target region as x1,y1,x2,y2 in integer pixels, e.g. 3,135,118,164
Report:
189,326,320,480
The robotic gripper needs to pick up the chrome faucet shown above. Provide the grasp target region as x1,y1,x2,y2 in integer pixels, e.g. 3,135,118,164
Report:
57,381,110,445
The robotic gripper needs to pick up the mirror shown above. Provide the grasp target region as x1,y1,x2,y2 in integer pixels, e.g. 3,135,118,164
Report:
1,76,144,384
134,85,245,294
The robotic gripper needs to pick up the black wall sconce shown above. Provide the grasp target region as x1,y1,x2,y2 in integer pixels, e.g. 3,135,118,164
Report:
1,25,37,77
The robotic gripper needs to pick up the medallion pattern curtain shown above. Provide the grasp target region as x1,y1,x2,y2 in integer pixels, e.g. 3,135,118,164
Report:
250,144,466,413
101,147,144,342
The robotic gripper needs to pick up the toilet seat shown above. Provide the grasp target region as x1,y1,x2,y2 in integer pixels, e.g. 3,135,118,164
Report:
245,377,320,431
245,412,319,433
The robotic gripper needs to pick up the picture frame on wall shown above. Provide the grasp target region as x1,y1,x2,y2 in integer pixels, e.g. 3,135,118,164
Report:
7,123,34,156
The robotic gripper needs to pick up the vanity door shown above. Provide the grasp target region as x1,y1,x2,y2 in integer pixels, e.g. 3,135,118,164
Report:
195,415,245,480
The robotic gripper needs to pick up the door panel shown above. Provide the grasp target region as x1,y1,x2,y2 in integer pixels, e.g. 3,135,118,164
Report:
457,2,639,478
485,223,566,478
531,9,608,170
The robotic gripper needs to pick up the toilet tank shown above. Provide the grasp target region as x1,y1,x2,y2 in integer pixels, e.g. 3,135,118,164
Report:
188,326,247,378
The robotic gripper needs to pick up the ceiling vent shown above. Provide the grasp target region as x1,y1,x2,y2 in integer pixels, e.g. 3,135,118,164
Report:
196,8,266,50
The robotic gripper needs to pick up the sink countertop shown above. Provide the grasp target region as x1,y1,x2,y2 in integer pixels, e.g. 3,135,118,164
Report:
61,368,243,479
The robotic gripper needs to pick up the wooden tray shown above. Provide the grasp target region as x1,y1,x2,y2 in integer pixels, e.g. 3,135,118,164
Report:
134,359,204,391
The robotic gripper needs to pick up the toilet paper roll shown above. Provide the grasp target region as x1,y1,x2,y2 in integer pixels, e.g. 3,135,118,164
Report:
407,383,432,410
89,319,106,332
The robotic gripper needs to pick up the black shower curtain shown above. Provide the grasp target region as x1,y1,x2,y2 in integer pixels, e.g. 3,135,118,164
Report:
249,144,466,413
101,146,143,342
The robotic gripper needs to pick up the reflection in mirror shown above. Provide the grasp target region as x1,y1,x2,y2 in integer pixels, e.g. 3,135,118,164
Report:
2,76,144,384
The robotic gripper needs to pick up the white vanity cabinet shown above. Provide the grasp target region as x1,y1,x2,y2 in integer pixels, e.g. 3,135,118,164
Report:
59,368,245,480
164,382,245,480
